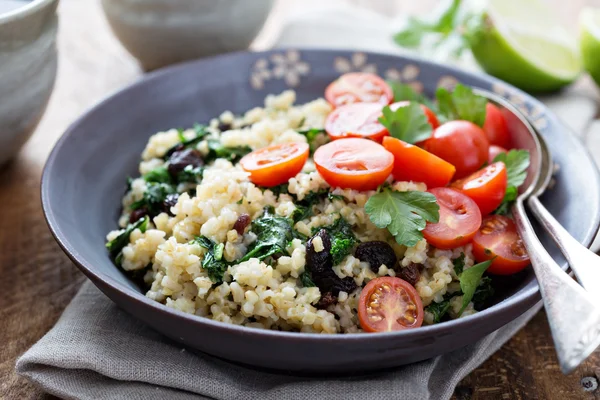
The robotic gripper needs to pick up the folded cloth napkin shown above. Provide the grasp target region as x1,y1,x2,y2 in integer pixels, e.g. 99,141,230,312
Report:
17,281,542,400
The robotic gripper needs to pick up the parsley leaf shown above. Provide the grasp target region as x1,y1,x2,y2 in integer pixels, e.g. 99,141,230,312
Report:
493,150,531,188
493,150,531,215
393,0,462,47
435,83,487,127
365,188,440,247
458,259,492,316
194,236,228,284
388,81,436,110
106,216,149,262
453,252,466,275
378,103,433,144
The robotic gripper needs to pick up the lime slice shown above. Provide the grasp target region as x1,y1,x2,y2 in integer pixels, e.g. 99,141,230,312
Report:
467,0,581,92
580,7,600,88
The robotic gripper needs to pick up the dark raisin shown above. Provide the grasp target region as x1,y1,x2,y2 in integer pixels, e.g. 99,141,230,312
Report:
233,213,251,235
306,230,357,296
167,148,204,178
316,292,337,309
217,121,233,131
162,193,179,215
399,263,422,287
355,241,397,272
129,208,148,224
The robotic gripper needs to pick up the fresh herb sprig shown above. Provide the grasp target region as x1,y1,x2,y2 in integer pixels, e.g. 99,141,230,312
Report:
435,83,487,126
378,103,433,144
493,150,531,215
365,188,440,247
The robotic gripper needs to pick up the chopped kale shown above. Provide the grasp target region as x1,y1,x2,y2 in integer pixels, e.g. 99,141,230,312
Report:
142,166,173,184
472,276,495,310
194,236,228,284
300,271,316,288
297,128,326,152
290,189,337,223
425,292,456,324
106,216,149,262
177,164,204,184
239,207,294,263
453,252,466,275
267,183,290,197
317,217,359,265
164,123,209,158
131,182,176,217
204,139,251,164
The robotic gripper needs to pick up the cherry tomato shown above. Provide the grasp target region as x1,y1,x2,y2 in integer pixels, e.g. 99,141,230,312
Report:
325,72,393,108
472,215,530,275
358,277,424,332
423,187,482,250
451,162,508,216
382,137,455,188
483,103,511,148
325,102,388,142
314,138,393,191
240,142,309,187
423,121,490,179
390,101,440,130
488,145,508,164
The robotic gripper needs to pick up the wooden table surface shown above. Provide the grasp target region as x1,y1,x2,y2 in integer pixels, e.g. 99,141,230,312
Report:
1,0,599,398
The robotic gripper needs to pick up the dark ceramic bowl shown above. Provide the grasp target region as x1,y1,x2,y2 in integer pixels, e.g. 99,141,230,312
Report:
42,49,600,373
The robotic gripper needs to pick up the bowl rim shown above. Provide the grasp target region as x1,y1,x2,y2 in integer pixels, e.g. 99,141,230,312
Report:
41,48,600,343
0,0,57,24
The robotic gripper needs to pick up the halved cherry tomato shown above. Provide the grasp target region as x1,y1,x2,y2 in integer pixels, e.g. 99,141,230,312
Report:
325,72,393,108
423,121,490,179
325,102,387,142
240,142,309,187
358,277,424,332
472,215,530,275
390,101,440,130
488,145,508,164
313,138,393,190
451,162,508,216
423,187,482,250
483,103,510,148
382,137,455,188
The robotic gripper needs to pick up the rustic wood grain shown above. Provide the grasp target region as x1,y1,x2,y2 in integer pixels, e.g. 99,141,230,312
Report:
1,0,599,399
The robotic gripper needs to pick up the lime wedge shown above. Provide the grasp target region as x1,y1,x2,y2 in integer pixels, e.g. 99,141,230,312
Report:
580,7,600,88
467,0,581,92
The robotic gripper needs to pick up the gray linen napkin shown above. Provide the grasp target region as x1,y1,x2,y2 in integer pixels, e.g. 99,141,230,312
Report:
17,281,542,400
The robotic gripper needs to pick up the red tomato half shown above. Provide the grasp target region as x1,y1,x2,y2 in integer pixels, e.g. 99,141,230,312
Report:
325,102,388,142
488,145,508,164
423,121,490,179
240,142,309,187
382,136,455,188
483,103,511,148
451,162,508,216
389,101,440,130
325,72,393,108
472,215,530,275
358,277,424,332
313,138,393,190
423,188,482,250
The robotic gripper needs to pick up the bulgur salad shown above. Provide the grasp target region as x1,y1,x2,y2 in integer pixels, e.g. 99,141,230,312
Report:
106,73,531,334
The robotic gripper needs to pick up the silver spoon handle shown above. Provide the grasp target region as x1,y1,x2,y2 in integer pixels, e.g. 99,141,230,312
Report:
512,200,600,374
527,195,600,297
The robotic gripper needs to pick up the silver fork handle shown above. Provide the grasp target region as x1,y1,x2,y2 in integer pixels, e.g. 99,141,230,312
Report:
512,199,600,374
527,195,600,298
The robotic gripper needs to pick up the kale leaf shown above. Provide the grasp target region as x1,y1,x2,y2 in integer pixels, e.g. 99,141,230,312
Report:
204,139,252,164
297,128,326,153
194,236,228,284
177,164,204,184
318,217,359,265
143,166,173,184
453,252,466,275
425,292,457,324
131,182,176,216
239,207,294,263
290,189,332,223
164,123,209,158
458,259,493,316
106,216,149,262
472,276,495,310
300,271,316,288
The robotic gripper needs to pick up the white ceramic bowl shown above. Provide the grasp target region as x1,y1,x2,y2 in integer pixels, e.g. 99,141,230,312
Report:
101,0,275,71
0,0,58,166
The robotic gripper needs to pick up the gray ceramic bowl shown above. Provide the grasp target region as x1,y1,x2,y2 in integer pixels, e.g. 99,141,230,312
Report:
42,49,600,373
0,0,58,166
101,0,274,71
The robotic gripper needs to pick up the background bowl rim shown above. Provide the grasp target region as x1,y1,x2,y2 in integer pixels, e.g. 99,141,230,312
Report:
41,48,600,343
0,0,57,24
